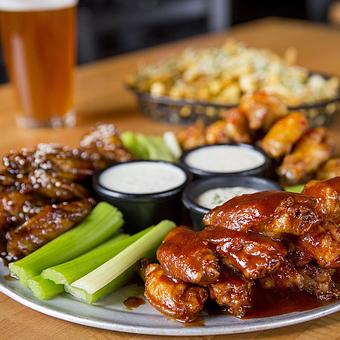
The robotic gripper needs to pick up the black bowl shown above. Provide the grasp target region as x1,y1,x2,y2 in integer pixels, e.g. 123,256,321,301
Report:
93,160,191,233
182,175,282,230
180,143,270,179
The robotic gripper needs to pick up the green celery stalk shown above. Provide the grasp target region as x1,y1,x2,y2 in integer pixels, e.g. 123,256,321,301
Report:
70,220,175,296
163,131,182,159
121,131,149,159
42,228,152,285
284,184,305,193
9,202,124,287
65,266,135,303
27,275,64,300
148,136,175,162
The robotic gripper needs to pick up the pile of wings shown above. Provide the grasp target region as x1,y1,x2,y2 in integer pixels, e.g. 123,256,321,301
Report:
144,177,340,322
178,92,340,184
0,124,132,260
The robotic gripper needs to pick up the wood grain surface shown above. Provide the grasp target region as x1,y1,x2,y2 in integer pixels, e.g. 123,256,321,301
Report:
0,18,339,340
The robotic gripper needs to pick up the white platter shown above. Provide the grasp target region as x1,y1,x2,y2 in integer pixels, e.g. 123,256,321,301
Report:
1,263,339,336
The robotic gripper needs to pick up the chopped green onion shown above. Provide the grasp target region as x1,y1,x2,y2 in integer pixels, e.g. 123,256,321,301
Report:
9,202,123,287
284,184,305,193
70,220,175,296
42,228,152,285
27,275,64,300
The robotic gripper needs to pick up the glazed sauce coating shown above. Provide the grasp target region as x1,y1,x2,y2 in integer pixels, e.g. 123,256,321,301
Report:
203,191,320,236
123,296,145,310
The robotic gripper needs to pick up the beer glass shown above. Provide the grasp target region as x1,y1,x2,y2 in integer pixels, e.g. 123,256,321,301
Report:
0,0,77,128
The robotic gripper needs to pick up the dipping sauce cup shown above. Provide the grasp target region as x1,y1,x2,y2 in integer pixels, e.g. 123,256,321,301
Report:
93,160,190,233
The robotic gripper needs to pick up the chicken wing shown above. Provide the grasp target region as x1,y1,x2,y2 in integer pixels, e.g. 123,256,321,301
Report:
80,124,133,162
3,144,98,181
6,199,93,259
240,92,288,131
303,177,340,224
260,111,308,158
317,158,340,180
297,264,339,300
205,120,230,144
278,128,333,185
223,108,252,143
259,260,304,290
176,121,206,150
209,269,253,317
297,226,340,268
144,263,208,323
203,191,320,237
157,227,220,285
201,226,287,280
0,192,46,233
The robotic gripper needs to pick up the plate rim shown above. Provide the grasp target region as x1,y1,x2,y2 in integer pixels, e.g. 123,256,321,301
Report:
1,278,339,336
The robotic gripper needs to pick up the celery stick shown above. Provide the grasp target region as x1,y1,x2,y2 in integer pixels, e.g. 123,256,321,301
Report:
65,266,134,303
71,220,175,295
121,131,149,159
284,184,305,193
163,131,182,159
27,275,64,300
42,228,152,285
10,202,123,287
149,136,175,162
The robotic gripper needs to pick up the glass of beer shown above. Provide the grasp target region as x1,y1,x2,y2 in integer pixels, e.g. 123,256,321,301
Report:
0,0,77,128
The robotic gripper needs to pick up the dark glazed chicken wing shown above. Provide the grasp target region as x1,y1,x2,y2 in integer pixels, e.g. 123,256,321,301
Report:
278,128,333,185
240,92,288,131
297,264,339,300
297,225,340,268
80,124,133,163
203,191,320,237
303,177,340,224
261,111,308,158
260,260,304,290
201,226,287,280
6,199,93,259
3,143,99,181
0,192,46,233
157,227,220,285
209,269,253,317
144,263,208,322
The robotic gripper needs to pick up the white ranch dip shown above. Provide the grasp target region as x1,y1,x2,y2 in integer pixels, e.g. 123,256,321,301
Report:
197,187,258,209
185,145,265,173
99,162,187,194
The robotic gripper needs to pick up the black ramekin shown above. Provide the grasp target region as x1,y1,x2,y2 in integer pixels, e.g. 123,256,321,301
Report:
179,143,270,179
182,175,282,230
92,160,191,233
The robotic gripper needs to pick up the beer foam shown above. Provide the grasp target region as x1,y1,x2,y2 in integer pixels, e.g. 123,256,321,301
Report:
0,0,77,11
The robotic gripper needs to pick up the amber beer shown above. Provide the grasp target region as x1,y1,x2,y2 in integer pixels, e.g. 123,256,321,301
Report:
0,0,77,128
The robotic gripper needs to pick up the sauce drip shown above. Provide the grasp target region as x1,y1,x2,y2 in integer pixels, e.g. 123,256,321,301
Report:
245,287,328,319
123,296,145,310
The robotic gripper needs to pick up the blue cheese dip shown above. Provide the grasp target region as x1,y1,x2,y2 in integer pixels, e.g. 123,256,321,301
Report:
99,161,187,194
196,186,258,209
185,145,265,173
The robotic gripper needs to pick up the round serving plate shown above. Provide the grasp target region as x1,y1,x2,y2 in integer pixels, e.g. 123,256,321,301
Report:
1,263,339,336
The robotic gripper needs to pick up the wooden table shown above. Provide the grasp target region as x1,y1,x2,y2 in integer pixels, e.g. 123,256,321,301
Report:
0,18,339,340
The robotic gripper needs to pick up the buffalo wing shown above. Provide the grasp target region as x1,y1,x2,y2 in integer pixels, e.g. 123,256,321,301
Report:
203,191,320,236
157,227,220,285
144,263,208,322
